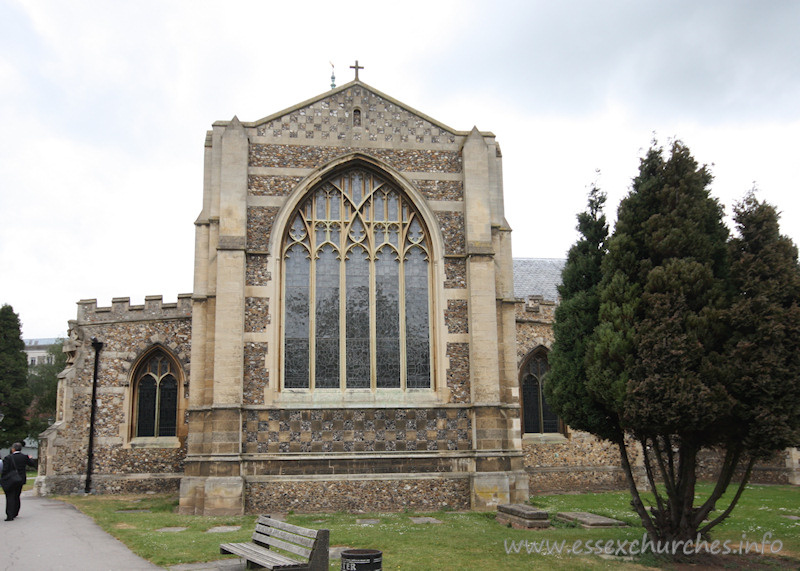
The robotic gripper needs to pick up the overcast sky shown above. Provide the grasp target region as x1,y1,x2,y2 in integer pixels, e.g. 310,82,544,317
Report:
2,0,799,339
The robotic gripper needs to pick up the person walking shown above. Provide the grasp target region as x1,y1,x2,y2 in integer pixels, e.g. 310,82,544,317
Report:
1,442,36,521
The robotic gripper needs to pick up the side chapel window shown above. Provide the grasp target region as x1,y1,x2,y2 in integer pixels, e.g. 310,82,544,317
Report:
134,351,178,437
521,347,560,434
282,167,432,391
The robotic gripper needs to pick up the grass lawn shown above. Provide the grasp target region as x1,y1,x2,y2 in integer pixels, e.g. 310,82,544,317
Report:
57,483,799,570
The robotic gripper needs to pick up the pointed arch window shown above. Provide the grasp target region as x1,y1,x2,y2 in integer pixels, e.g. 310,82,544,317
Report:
521,347,560,434
282,167,432,391
134,351,179,437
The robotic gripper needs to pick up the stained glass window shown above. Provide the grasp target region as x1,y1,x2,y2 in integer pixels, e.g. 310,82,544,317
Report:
282,167,433,391
134,351,179,437
521,347,560,434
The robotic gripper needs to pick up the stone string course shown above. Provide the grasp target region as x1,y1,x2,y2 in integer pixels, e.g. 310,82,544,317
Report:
446,342,470,403
243,342,269,405
253,86,458,147
242,408,471,454
244,478,470,513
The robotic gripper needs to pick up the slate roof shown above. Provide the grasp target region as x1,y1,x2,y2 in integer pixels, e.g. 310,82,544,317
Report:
513,258,566,302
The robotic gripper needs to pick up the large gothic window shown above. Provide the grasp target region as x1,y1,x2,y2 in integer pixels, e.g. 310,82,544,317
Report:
521,347,560,434
282,167,432,391
134,350,179,437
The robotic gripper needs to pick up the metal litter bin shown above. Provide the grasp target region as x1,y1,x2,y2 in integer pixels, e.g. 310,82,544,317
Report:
341,548,382,570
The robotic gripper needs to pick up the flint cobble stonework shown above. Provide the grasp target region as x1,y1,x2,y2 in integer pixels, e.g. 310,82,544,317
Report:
244,478,470,513
243,342,268,405
444,258,467,289
445,300,468,334
246,254,271,286
250,145,462,174
245,297,269,332
436,212,466,256
247,206,280,252
39,297,191,491
413,179,463,201
248,174,304,196
446,342,470,403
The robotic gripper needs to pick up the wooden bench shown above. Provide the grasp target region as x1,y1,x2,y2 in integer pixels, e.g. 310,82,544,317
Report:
220,515,329,570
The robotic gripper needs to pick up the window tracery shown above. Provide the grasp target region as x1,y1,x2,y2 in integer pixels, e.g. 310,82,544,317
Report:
521,347,560,434
282,167,432,391
134,350,178,437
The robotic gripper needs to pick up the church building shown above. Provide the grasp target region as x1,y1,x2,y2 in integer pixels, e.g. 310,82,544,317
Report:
35,74,797,515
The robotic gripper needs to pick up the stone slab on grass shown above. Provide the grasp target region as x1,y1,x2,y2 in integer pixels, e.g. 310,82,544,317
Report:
156,526,188,532
556,512,627,528
205,525,242,533
408,516,442,524
356,519,381,525
496,504,550,529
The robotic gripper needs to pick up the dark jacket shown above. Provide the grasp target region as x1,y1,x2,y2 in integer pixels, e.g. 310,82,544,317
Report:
1,451,36,483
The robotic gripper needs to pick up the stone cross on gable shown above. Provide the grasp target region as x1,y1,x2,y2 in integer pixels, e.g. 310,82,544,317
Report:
350,60,364,81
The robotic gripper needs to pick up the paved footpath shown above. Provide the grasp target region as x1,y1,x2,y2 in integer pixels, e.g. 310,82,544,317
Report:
1,491,245,571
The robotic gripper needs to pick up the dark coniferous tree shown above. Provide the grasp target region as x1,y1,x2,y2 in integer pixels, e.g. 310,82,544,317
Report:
0,304,31,447
545,185,619,440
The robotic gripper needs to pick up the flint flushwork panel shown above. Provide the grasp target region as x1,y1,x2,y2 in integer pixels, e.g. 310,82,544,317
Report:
253,86,458,146
242,408,471,454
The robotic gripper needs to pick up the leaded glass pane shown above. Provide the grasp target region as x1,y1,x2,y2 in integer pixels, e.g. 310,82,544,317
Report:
315,189,327,219
375,246,400,388
387,191,399,220
315,245,340,388
137,376,157,437
345,246,370,388
522,377,541,434
373,193,385,221
158,375,178,437
329,190,340,220
284,244,310,388
405,247,430,388
351,172,362,204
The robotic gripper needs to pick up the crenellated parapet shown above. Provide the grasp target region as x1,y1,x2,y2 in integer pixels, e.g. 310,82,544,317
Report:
77,294,193,324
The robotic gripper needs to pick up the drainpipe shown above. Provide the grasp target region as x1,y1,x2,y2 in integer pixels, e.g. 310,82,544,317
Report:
85,337,103,494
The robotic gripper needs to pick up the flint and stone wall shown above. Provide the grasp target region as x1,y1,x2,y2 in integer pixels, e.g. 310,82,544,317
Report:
36,295,192,496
